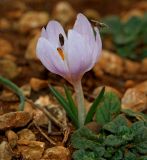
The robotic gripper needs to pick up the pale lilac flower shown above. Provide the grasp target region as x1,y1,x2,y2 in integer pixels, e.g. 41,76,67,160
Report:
36,13,102,85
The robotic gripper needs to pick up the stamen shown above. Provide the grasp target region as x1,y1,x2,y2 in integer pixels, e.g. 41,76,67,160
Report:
59,33,64,46
57,48,64,60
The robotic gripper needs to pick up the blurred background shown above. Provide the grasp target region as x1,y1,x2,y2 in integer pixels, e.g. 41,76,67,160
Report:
0,0,147,107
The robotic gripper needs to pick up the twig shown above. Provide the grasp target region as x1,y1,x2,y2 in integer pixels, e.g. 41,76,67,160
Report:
33,121,56,145
0,76,25,111
26,98,66,129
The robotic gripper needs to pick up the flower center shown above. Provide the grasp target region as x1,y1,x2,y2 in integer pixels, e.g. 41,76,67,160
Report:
57,48,64,60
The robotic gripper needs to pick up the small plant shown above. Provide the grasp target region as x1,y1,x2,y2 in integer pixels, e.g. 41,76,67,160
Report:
36,13,104,128
71,92,147,160
101,13,147,60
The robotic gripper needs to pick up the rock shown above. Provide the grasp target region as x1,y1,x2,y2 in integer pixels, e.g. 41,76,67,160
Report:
41,146,70,160
0,141,13,160
0,38,13,57
0,58,21,79
0,18,11,30
52,1,76,26
0,111,32,130
124,59,140,74
6,1,27,19
83,9,100,20
30,77,48,91
121,88,147,112
94,50,124,76
17,129,36,141
141,58,147,73
124,80,136,89
18,11,49,33
17,140,45,160
33,109,49,126
93,86,122,98
5,130,18,148
25,32,40,60
21,84,31,97
135,81,147,95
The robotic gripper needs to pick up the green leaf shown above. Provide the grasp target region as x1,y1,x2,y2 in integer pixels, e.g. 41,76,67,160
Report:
138,156,147,160
132,122,147,154
85,87,105,124
64,85,78,118
71,127,105,156
102,16,122,35
122,109,147,121
103,115,127,134
73,150,105,160
0,76,25,111
124,151,136,160
104,135,123,146
95,92,121,125
49,86,78,127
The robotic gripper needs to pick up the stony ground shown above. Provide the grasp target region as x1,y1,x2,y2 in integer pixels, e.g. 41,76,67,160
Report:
0,0,147,160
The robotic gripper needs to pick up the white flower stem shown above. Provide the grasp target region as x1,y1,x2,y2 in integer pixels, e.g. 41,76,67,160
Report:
74,80,86,128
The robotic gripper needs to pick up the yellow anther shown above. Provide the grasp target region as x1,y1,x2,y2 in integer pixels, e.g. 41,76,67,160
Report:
57,48,64,60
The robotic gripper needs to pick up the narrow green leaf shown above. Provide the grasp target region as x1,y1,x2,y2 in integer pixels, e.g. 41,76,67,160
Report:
49,85,78,127
64,85,78,118
84,87,105,124
0,76,25,111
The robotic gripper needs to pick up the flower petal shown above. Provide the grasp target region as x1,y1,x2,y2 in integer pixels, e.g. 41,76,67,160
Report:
66,30,92,81
92,27,102,65
73,13,95,49
45,21,66,47
36,37,69,77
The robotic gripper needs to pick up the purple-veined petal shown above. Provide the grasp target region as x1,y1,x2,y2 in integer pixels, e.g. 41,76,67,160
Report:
73,13,95,49
65,30,92,82
45,21,67,47
92,27,102,65
36,37,69,78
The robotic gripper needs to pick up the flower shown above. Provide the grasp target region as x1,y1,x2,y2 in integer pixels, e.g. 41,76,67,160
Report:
36,13,102,85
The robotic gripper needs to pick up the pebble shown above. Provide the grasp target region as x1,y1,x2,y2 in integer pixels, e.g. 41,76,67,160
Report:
0,58,21,79
141,58,147,73
121,88,147,112
41,146,70,160
52,1,76,26
0,18,11,30
5,130,18,148
17,129,36,141
25,32,40,60
124,59,140,74
0,111,32,130
17,140,45,160
135,81,147,95
0,38,13,57
0,141,13,160
18,11,49,33
94,50,124,76
30,77,48,91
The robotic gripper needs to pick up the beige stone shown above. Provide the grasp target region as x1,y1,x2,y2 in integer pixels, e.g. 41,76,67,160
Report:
0,111,31,130
122,88,147,112
17,129,36,141
0,141,13,160
17,140,45,160
0,38,13,57
5,130,18,148
19,11,49,33
41,146,70,160
30,77,48,91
